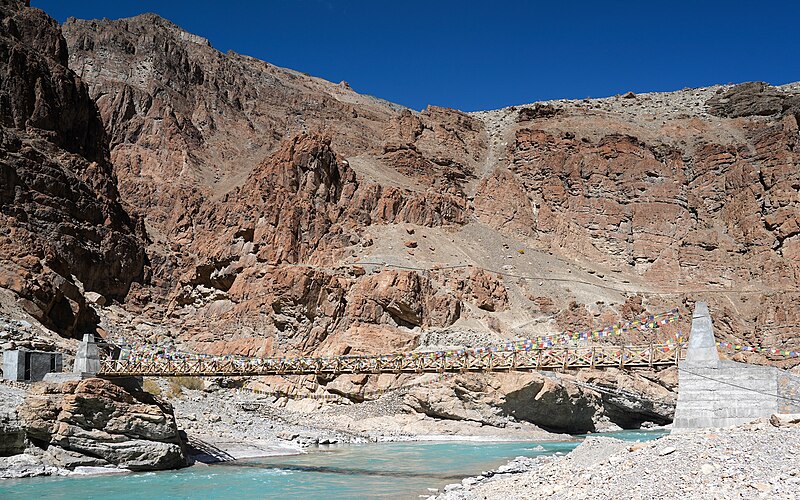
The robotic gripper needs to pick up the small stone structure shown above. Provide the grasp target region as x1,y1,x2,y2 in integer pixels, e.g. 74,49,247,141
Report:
673,302,800,430
2,349,63,382
73,333,100,375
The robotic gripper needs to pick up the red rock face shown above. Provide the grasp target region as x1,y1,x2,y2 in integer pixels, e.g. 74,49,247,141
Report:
2,4,798,372
474,89,800,352
382,106,488,193
0,2,144,337
61,13,400,229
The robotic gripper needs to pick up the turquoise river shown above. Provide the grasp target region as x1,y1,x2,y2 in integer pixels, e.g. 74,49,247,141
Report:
0,430,667,499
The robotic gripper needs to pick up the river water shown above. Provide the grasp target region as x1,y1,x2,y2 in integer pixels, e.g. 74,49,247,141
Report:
0,430,666,499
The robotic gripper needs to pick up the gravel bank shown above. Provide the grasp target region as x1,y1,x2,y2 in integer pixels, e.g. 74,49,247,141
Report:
170,383,564,463
435,420,800,499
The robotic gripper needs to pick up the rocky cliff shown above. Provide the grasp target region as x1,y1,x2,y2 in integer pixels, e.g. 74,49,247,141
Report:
0,0,144,338
474,85,800,351
0,2,798,438
55,11,799,359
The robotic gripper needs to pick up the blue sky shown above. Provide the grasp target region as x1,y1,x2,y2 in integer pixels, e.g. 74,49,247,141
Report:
32,0,800,112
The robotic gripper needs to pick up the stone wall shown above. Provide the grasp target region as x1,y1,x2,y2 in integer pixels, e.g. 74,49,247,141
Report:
674,361,780,429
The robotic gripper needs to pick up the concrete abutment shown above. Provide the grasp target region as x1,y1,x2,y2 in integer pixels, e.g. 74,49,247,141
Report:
673,302,800,431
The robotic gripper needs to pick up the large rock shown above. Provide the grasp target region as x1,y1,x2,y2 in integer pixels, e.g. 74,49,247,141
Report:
499,372,601,433
706,82,800,118
17,378,187,471
577,368,677,427
345,269,460,328
404,375,507,427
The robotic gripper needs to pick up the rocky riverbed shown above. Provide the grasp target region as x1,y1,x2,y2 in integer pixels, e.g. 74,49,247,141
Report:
168,379,566,462
434,418,800,499
0,376,567,479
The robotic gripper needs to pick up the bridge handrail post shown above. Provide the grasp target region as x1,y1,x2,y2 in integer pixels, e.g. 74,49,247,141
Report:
563,348,569,370
619,347,626,369
648,342,654,367
590,347,596,368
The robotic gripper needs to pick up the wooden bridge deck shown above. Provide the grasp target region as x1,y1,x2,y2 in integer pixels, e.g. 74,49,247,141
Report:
99,343,685,377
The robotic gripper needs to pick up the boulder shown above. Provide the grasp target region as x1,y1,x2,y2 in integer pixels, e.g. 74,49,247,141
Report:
17,378,187,471
499,372,601,433
706,82,788,118
404,384,506,427
770,413,800,427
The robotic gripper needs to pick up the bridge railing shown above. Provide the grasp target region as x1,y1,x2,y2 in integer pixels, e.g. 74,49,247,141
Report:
98,343,685,377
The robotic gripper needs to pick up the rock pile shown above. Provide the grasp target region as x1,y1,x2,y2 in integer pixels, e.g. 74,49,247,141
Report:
435,420,800,499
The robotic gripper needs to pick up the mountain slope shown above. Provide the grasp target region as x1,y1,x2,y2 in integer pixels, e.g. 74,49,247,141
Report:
54,13,800,361
0,0,144,338
0,2,796,417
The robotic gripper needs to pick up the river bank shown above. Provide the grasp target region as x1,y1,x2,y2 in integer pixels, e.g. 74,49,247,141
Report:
0,432,665,499
0,378,568,479
173,383,570,464
434,418,800,499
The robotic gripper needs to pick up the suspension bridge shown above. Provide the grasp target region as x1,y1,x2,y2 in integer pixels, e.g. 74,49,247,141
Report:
98,342,685,377
60,303,800,429
94,310,684,377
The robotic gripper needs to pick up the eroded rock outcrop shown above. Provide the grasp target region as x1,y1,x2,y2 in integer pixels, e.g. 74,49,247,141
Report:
402,371,675,433
499,373,601,432
17,378,187,471
0,1,145,337
382,106,487,192
707,81,800,118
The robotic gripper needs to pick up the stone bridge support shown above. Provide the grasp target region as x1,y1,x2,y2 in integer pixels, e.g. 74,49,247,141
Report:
673,302,800,431
73,333,100,376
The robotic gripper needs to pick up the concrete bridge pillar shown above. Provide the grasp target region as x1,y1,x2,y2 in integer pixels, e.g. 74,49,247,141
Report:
73,333,100,375
683,302,719,366
673,302,800,431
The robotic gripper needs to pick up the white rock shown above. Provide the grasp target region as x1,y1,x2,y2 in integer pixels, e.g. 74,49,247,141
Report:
85,291,106,306
463,477,480,487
